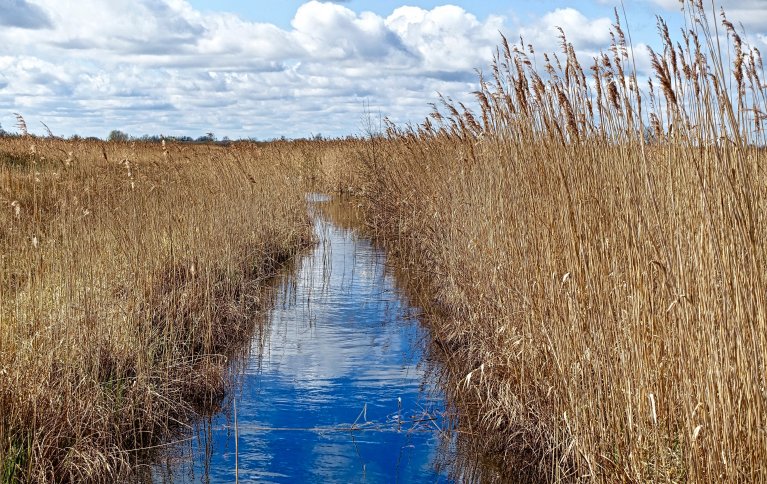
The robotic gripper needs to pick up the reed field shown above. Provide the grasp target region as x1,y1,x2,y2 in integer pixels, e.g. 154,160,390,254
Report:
0,137,312,482
339,1,767,481
3,0,767,481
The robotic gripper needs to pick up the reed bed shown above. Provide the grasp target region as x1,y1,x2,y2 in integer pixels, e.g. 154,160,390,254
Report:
2,1,765,480
346,1,767,481
0,137,311,482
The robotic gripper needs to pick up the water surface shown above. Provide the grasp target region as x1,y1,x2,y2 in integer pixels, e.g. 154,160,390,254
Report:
151,197,453,483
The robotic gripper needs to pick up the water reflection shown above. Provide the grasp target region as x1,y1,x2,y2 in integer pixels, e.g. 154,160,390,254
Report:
149,197,454,483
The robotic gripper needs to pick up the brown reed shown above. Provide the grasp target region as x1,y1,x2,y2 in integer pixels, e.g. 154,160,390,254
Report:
0,137,312,482
339,1,767,481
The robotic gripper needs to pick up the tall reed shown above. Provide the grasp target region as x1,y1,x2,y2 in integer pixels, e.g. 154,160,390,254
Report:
351,1,767,480
0,137,311,482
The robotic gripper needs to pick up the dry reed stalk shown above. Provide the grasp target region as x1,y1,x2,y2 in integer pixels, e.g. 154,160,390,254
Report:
0,137,313,482
316,1,767,481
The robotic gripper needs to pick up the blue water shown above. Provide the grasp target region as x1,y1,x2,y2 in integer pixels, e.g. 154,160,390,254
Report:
150,198,452,483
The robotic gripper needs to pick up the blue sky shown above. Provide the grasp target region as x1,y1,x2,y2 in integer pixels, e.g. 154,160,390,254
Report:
0,0,764,139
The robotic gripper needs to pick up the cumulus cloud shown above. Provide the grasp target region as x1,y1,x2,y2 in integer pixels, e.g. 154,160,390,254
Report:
520,8,612,52
387,5,505,72
0,1,624,139
292,1,404,60
0,1,501,137
0,0,52,29
36,0,205,56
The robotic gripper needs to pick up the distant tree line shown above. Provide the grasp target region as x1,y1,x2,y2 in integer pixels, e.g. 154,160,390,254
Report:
107,129,233,144
0,124,358,144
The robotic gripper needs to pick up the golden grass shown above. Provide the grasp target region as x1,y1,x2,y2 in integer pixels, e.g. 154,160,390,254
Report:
0,137,311,482
337,1,767,481
3,1,766,481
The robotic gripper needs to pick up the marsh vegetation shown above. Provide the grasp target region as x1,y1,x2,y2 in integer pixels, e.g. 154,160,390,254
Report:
345,1,767,481
0,139,311,481
2,0,767,481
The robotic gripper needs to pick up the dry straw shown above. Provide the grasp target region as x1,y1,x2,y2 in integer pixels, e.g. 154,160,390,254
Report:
340,0,767,481
0,136,313,482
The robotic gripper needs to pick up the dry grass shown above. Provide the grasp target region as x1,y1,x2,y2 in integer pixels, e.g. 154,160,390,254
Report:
0,137,312,482
340,1,767,481
3,1,766,481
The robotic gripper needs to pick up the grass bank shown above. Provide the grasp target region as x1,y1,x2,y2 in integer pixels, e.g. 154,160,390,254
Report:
0,138,311,482
343,2,767,481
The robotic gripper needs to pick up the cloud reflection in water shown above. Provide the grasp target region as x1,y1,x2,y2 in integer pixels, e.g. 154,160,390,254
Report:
151,201,451,483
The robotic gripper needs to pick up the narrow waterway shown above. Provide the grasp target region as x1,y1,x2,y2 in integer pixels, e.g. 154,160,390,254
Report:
149,195,454,482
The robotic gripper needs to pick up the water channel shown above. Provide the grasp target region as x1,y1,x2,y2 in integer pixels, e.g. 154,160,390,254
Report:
148,195,457,482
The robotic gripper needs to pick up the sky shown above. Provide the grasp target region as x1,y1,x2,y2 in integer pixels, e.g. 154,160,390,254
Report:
0,0,766,139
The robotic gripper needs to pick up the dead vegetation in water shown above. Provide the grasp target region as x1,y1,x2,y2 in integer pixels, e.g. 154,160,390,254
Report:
339,1,767,481
0,137,312,482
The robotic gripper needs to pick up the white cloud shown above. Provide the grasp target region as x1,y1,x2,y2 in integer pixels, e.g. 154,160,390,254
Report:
292,1,403,60
386,5,505,72
0,1,508,138
0,1,631,139
520,8,612,52
40,0,202,52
